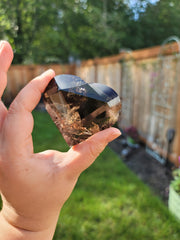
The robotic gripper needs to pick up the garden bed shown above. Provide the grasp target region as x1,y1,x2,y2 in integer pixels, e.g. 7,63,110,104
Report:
109,135,173,204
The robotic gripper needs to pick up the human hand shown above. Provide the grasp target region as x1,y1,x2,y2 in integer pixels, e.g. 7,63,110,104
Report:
0,41,121,240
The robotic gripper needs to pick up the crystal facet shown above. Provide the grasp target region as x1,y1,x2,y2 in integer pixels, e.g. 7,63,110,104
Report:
43,74,121,146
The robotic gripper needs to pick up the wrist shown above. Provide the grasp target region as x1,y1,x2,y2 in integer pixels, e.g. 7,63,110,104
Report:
0,210,58,240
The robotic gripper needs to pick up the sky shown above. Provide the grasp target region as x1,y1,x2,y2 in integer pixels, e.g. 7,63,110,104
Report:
127,0,159,19
128,0,158,6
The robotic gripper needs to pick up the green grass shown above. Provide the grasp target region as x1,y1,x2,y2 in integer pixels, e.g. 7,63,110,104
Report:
1,111,180,239
33,111,180,240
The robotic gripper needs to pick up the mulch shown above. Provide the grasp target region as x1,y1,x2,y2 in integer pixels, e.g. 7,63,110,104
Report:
109,135,174,205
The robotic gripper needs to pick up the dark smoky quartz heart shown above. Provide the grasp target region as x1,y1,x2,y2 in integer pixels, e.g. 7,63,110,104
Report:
43,74,121,146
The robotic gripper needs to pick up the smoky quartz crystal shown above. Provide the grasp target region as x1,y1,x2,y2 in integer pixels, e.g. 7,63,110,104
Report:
43,74,121,146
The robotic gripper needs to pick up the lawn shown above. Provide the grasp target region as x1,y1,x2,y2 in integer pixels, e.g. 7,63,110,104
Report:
1,111,180,239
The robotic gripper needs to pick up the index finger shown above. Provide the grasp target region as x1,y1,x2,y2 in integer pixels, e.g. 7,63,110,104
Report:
65,127,121,177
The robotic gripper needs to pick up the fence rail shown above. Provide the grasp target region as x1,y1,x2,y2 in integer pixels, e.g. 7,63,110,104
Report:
5,42,180,166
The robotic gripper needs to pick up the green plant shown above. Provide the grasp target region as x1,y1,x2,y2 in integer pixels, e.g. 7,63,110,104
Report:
171,168,180,195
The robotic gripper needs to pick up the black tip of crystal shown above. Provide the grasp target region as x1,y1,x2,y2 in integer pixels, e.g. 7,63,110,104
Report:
55,74,85,90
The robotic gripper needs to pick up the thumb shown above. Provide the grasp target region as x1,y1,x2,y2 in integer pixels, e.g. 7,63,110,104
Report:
66,127,121,177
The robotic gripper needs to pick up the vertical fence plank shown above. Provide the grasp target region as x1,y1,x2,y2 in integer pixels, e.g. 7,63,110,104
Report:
173,59,180,166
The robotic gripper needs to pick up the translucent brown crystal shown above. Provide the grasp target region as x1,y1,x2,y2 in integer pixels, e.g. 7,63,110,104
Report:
43,74,121,146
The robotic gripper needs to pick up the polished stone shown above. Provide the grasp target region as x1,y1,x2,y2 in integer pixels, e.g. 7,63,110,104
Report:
43,74,121,146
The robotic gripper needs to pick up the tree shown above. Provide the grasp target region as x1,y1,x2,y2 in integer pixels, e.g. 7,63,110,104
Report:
0,0,58,63
31,0,134,63
3,0,172,64
136,0,180,48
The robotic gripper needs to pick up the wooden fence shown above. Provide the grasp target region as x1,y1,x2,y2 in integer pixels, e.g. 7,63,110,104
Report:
5,42,180,166
4,63,76,104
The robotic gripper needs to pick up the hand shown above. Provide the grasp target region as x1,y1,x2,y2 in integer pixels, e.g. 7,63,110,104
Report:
0,41,121,240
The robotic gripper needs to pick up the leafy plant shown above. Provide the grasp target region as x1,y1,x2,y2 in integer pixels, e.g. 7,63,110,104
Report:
171,168,180,195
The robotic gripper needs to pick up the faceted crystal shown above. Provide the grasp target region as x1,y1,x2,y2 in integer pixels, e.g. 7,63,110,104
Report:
43,74,121,146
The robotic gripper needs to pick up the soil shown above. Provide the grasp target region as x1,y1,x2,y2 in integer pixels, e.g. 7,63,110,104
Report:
109,135,174,205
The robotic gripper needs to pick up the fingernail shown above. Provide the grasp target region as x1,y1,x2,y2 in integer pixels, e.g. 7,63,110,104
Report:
112,128,121,137
41,69,55,77
105,128,121,143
